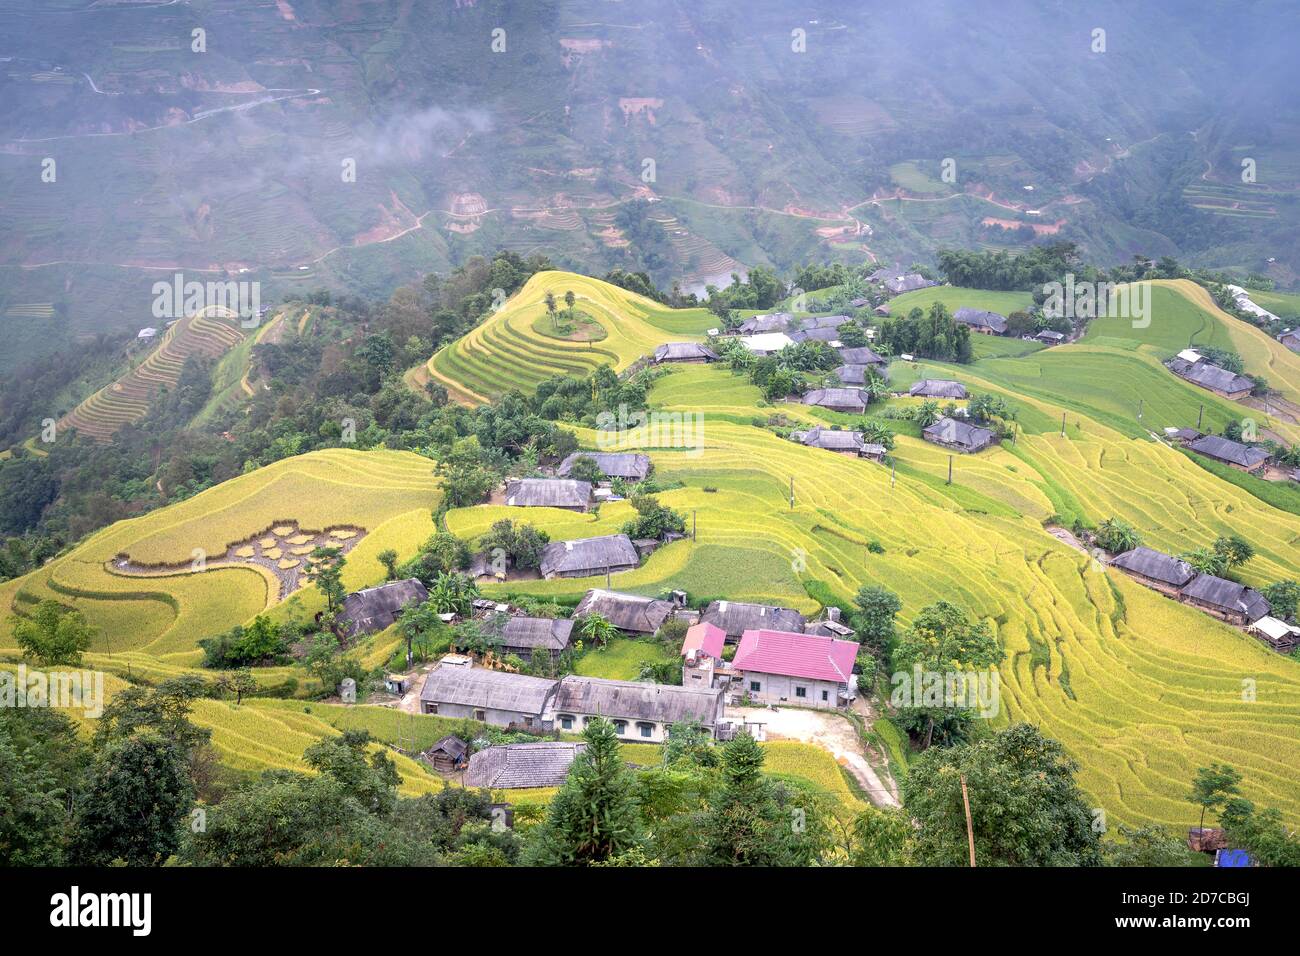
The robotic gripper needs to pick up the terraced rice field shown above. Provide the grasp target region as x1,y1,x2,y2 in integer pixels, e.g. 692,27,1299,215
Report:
0,449,440,674
60,309,247,441
433,278,1300,829
421,271,714,405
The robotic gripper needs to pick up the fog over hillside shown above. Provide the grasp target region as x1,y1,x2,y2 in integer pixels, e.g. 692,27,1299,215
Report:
0,0,1297,366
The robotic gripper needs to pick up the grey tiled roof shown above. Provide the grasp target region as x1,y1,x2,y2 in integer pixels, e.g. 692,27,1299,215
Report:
1111,547,1195,587
909,379,968,399
954,307,1008,334
803,387,867,411
653,342,719,362
552,675,723,726
504,477,592,508
838,346,887,366
1180,574,1271,622
419,666,558,714
922,416,996,450
1168,357,1254,394
1187,434,1269,468
539,534,640,577
340,578,429,638
557,452,651,481
496,616,574,652
799,426,865,451
701,600,806,638
573,588,683,633
464,742,585,789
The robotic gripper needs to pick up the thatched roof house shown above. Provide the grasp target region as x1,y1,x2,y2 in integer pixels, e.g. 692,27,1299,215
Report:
1186,435,1269,473
909,379,968,399
573,588,690,634
557,451,651,482
339,578,429,638
653,342,719,363
701,599,806,639
922,417,996,453
539,534,640,579
464,742,585,789
953,307,1008,335
803,387,868,414
503,477,593,510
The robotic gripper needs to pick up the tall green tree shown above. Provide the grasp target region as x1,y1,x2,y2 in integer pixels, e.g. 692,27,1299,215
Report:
853,585,901,658
1188,763,1241,832
702,732,791,866
526,718,644,865
903,723,1102,866
306,546,347,613
13,599,96,667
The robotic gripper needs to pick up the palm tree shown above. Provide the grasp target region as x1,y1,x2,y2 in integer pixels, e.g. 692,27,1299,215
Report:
580,613,618,650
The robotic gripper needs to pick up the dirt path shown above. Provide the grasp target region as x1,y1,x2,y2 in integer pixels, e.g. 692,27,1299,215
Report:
730,704,900,809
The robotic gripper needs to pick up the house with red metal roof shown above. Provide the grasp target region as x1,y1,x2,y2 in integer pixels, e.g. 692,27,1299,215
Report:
732,628,859,709
680,622,732,691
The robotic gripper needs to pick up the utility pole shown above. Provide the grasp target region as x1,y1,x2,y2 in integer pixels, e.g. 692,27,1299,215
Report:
947,455,953,485
890,460,896,488
961,774,977,867
1138,398,1143,420
692,510,697,542
605,565,611,588
1198,404,1205,430
789,476,795,509
1060,411,1066,437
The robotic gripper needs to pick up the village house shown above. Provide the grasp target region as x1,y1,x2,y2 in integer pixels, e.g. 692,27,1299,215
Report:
796,314,853,330
538,534,640,579
737,312,793,334
1278,329,1300,353
835,363,885,387
953,307,1008,335
490,616,574,660
838,345,888,368
557,451,652,483
548,675,726,742
573,588,694,635
1186,434,1270,474
680,622,732,690
1248,616,1300,654
652,342,719,364
738,331,795,356
803,387,868,414
338,578,429,639
1035,330,1067,345
419,666,558,729
422,735,468,773
732,628,859,710
792,426,868,456
909,379,968,399
922,416,997,453
701,599,806,640
1166,353,1255,401
875,272,937,294
1109,547,1196,597
804,606,856,640
1162,426,1203,444
503,477,593,511
464,741,585,789
788,326,843,345
1179,575,1271,626
136,327,158,341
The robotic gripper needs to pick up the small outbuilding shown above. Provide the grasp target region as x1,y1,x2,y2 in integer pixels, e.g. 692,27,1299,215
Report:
423,734,469,772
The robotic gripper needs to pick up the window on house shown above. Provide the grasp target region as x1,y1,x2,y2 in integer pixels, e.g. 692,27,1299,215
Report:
474,709,485,722
613,720,627,734
749,681,762,692
821,690,829,702
638,722,654,738
795,686,807,698
523,716,533,727
560,715,573,730
426,703,438,715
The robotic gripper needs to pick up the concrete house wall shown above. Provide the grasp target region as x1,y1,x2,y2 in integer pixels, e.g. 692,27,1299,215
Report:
738,671,845,710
